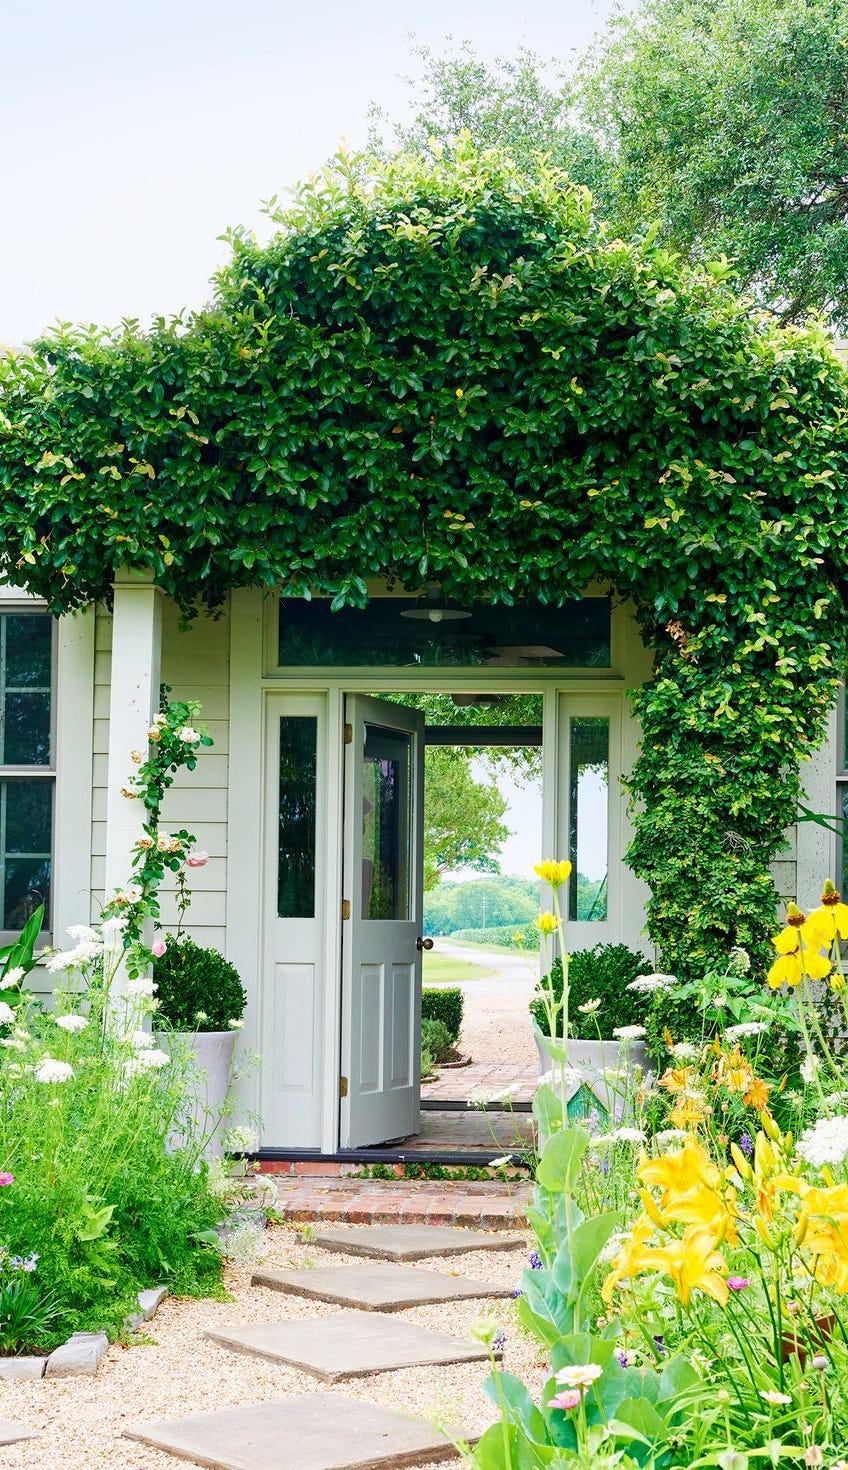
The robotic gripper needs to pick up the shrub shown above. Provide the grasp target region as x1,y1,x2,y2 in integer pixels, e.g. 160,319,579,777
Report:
448,923,539,949
530,943,649,1039
153,935,247,1032
422,987,463,1042
421,1017,454,1064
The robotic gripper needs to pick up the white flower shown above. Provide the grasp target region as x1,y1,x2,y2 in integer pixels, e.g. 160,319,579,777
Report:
53,1014,88,1034
0,1039,25,1051
555,1363,604,1390
759,1388,792,1406
0,1003,14,1027
489,1154,513,1168
135,1048,169,1070
67,924,99,943
0,967,24,989
711,994,728,1010
724,1021,768,1041
179,726,201,745
670,1042,699,1060
128,1030,150,1048
537,1067,583,1091
578,998,601,1014
653,1128,689,1149
35,1058,74,1084
801,1055,819,1084
797,1117,848,1169
101,915,128,936
223,1125,260,1155
228,1018,244,1030
613,1025,646,1041
490,1084,521,1102
627,973,676,994
609,1127,646,1145
124,977,157,998
728,946,751,975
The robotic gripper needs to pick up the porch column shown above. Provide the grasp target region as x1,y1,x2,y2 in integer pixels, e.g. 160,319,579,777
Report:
103,569,163,994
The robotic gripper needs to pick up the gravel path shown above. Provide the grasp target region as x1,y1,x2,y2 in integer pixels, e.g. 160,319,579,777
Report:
431,943,540,1067
0,1223,536,1469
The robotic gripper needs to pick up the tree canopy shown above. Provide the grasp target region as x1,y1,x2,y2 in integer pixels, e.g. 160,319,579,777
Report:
1,142,847,977
381,8,848,327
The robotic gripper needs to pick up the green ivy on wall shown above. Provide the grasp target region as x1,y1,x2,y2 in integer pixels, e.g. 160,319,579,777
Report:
1,140,846,977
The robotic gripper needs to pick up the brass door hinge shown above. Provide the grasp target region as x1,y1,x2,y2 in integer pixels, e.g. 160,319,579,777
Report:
339,1075,349,1098
341,898,351,920
343,722,353,744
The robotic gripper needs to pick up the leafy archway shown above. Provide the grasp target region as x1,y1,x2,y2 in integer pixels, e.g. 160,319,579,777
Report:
1,141,846,975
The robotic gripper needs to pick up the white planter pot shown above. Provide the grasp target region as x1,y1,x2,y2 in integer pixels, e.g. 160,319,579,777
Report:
535,1034,649,1125
163,1030,236,1158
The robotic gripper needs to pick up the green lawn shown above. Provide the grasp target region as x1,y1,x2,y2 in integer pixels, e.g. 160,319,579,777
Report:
422,950,495,983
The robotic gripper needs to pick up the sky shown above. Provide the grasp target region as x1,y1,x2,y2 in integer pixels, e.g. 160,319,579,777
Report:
1,0,618,347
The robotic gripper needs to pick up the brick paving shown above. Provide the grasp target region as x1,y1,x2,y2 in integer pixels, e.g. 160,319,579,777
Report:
422,1061,538,1105
269,1177,532,1227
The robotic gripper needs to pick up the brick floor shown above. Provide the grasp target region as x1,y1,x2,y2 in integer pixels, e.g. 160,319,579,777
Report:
422,1061,538,1105
270,1177,532,1227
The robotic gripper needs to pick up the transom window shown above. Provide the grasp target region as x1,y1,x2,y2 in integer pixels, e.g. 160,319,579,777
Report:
0,611,54,936
278,597,611,669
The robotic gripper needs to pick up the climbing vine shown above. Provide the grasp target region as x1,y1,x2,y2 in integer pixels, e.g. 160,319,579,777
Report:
1,140,847,976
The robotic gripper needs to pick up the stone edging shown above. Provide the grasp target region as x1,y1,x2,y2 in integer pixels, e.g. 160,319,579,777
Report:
0,1287,168,1381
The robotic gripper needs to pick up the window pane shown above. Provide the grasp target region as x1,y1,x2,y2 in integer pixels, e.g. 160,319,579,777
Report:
568,718,609,922
5,616,51,688
841,785,848,898
277,716,317,919
279,598,611,668
4,693,51,765
361,725,411,921
1,612,52,766
1,780,52,930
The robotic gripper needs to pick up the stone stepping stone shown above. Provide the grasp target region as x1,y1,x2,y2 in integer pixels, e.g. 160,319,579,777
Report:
252,1261,512,1311
125,1393,461,1470
0,1421,37,1445
312,1224,524,1261
206,1309,497,1381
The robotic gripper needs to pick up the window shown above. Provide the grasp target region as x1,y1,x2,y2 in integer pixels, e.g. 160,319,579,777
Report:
0,612,54,935
838,686,848,899
277,716,318,919
568,716,610,922
278,597,611,669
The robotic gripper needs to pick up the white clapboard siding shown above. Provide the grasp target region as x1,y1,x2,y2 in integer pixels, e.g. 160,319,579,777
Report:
89,598,231,947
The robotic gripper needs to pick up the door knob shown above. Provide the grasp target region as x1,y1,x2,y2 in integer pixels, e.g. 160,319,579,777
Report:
416,937,434,951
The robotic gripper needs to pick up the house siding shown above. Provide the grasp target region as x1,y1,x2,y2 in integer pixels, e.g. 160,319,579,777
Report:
90,597,231,952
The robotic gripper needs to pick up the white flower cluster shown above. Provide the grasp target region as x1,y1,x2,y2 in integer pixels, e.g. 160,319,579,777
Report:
223,1125,261,1155
724,1021,768,1042
591,1127,646,1149
124,977,157,998
35,1058,74,1084
46,937,103,973
0,1002,15,1027
670,1041,699,1061
0,967,24,989
124,1048,170,1078
653,1128,689,1149
613,1025,646,1041
577,998,601,1014
53,1014,88,1034
627,973,676,994
801,1055,820,1084
797,1116,848,1169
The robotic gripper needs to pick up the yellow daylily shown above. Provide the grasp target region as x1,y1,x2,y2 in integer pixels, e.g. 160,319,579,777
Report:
767,906,831,988
670,1094,710,1129
627,1226,730,1308
640,1136,720,1200
808,881,848,945
533,860,573,887
640,1138,738,1245
600,1214,656,1303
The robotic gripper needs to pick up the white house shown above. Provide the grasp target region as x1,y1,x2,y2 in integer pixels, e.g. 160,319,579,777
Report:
6,574,842,1157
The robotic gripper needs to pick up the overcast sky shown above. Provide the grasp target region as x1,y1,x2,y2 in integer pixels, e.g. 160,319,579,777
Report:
2,0,618,346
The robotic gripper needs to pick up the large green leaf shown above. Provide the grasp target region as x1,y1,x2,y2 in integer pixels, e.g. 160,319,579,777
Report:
536,1126,589,1192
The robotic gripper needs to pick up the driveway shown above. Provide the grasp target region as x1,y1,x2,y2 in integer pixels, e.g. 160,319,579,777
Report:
428,941,540,1066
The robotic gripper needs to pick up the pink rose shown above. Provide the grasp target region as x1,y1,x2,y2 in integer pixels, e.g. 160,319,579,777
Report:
185,851,209,869
151,937,167,958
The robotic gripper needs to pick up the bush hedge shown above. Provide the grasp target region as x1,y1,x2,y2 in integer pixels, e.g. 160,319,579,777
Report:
422,987,463,1042
153,935,247,1032
530,943,649,1039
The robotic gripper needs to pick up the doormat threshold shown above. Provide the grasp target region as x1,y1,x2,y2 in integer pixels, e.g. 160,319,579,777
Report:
258,1148,533,1169
421,1099,532,1114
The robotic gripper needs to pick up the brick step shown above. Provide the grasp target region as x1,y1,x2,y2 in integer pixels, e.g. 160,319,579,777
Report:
258,1159,528,1180
269,1176,532,1227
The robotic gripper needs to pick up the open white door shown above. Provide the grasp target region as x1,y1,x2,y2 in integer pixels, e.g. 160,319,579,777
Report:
340,695,425,1148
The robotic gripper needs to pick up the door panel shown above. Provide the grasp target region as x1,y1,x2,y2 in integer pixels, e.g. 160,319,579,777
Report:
341,695,425,1148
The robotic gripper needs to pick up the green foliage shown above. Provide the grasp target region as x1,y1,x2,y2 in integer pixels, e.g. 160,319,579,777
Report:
1,142,846,978
0,1267,61,1355
153,934,247,1032
420,1016,453,1065
423,746,509,889
580,0,848,326
448,922,539,948
421,986,463,1041
423,876,540,935
531,945,649,1038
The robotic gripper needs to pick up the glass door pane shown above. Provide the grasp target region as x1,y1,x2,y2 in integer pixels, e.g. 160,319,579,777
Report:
277,715,317,918
361,724,411,920
568,716,610,922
